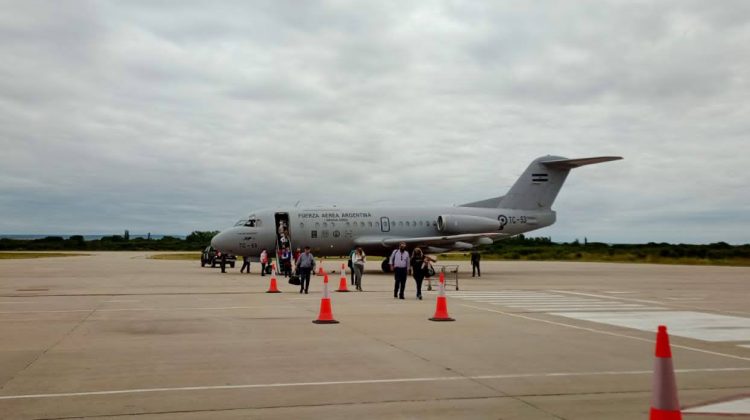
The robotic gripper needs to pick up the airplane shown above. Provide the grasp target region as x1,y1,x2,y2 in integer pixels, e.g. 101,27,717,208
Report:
210,155,622,272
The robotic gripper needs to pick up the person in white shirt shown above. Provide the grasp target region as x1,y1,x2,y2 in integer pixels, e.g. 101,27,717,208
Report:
389,242,411,299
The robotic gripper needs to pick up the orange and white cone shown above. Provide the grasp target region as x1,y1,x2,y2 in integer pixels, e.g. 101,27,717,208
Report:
649,325,681,420
336,263,350,292
266,265,281,293
313,274,339,324
317,262,325,276
429,272,455,322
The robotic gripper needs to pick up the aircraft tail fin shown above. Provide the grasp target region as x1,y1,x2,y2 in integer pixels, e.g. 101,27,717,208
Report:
499,155,622,210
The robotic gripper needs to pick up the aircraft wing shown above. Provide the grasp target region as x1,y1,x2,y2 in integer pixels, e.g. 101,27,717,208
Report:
354,232,508,249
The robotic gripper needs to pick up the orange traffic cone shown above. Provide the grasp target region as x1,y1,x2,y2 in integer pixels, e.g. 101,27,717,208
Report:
266,266,281,293
317,262,324,276
429,272,455,322
649,325,681,420
313,274,339,324
336,263,350,292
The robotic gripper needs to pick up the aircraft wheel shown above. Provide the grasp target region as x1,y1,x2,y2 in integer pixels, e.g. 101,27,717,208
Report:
381,259,391,273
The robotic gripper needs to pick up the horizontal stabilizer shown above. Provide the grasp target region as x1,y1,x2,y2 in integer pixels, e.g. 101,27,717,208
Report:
541,156,622,170
460,195,504,208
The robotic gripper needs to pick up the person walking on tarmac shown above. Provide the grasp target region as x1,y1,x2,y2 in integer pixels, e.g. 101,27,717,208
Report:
411,247,435,300
220,253,227,273
280,246,292,278
352,247,366,291
389,242,411,299
348,248,356,285
240,255,251,274
296,246,316,294
260,249,268,276
471,250,481,277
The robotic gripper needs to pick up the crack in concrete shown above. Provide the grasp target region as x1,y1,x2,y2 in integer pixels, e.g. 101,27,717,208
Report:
0,304,101,392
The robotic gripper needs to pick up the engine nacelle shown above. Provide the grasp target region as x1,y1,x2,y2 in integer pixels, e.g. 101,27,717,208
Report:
436,215,501,234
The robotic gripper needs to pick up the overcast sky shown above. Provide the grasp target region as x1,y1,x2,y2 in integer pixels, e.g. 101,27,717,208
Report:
1,1,749,244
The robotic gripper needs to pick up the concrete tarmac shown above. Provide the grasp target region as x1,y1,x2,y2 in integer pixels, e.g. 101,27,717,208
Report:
0,252,749,419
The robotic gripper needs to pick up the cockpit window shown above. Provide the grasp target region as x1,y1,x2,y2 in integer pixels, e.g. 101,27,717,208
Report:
235,219,248,227
244,219,256,227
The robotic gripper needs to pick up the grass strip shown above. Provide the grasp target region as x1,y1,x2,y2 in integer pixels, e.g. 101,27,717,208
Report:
149,253,200,261
0,252,89,259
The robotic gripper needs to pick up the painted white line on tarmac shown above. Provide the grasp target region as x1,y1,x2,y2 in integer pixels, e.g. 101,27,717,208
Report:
664,297,703,301
0,306,281,315
551,311,750,342
468,300,602,305
550,290,663,305
0,367,748,401
684,397,750,414
103,300,140,303
503,302,645,307
520,308,665,312
461,298,595,302
462,304,750,362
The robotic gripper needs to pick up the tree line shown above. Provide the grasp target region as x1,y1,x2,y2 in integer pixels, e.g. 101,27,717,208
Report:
473,235,750,265
0,231,218,251
2,233,749,265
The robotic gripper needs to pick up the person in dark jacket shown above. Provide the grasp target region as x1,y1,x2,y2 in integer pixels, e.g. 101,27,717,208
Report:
240,255,251,273
410,248,425,300
220,253,227,273
411,248,436,300
471,250,481,277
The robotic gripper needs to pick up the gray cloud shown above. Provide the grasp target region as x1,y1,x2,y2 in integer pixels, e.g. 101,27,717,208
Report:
1,1,749,243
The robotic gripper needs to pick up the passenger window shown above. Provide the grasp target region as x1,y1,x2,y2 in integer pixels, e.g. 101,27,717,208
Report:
398,221,403,227
346,222,350,227
368,221,372,227
299,223,304,228
315,222,320,228
323,222,328,228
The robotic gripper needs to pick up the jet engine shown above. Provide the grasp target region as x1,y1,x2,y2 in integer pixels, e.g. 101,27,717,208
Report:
436,215,502,234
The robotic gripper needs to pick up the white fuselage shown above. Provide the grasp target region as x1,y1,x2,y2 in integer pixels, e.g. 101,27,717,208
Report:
211,205,555,259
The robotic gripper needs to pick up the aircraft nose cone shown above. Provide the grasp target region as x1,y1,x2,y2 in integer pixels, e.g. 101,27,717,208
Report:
211,230,229,252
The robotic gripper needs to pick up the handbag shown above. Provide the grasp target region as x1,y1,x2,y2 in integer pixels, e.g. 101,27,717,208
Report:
425,263,436,278
288,275,301,285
